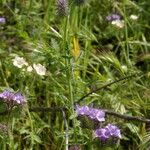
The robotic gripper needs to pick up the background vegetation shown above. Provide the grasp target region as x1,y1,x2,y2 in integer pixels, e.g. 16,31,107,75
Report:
0,0,150,149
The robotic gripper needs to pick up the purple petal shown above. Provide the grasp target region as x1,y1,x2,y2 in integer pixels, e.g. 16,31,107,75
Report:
12,93,26,105
76,105,105,122
76,105,89,115
0,90,26,106
105,124,121,138
94,128,110,141
106,14,121,21
0,17,6,24
88,108,105,121
0,90,13,100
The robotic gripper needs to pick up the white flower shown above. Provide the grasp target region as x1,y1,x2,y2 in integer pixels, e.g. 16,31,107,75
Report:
130,15,138,20
33,63,46,76
13,56,28,68
27,66,33,72
111,20,124,28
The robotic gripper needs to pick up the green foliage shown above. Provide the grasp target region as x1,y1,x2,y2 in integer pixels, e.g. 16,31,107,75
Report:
0,0,150,149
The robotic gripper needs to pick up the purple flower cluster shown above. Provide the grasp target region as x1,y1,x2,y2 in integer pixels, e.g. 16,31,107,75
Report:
76,105,105,122
106,14,121,21
0,90,26,106
94,124,121,141
0,17,6,24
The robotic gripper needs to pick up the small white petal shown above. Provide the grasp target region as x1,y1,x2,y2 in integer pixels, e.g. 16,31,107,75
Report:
111,20,124,28
33,63,46,76
13,56,28,68
130,15,138,20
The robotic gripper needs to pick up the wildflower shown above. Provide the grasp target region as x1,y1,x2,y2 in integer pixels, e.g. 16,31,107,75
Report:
106,13,124,28
106,14,121,21
76,105,105,122
27,66,33,72
13,56,28,68
33,63,46,76
56,0,68,17
0,90,26,106
0,17,6,24
130,14,138,20
73,0,85,6
12,92,26,105
76,105,90,115
111,20,124,28
94,124,121,141
105,124,121,138
0,90,13,100
88,108,105,121
94,128,110,141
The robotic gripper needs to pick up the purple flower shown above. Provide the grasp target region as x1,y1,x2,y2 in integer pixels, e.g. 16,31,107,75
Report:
0,90,14,101
105,124,121,138
106,14,121,21
76,105,89,115
0,17,6,24
94,124,121,141
76,105,105,122
88,108,105,121
94,128,110,141
0,90,26,106
12,92,26,105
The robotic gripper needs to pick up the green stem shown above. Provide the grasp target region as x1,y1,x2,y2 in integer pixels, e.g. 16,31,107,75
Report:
63,12,75,147
26,107,34,149
0,61,9,87
82,6,89,79
63,14,74,112
123,4,130,65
